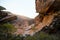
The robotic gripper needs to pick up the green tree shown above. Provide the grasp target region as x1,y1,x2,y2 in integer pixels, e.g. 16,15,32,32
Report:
0,23,16,40
3,23,16,33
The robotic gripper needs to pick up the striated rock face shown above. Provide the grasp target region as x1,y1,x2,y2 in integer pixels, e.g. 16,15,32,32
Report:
34,14,41,25
34,0,60,34
35,0,60,13
35,0,60,28
35,0,55,13
42,14,60,34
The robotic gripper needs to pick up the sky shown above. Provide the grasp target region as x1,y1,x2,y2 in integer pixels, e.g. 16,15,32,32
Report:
0,0,38,18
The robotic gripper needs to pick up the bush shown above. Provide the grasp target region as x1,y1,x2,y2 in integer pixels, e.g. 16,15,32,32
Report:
24,32,60,40
0,23,16,40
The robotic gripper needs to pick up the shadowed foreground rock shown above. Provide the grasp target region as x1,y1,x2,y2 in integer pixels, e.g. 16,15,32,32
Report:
0,11,17,23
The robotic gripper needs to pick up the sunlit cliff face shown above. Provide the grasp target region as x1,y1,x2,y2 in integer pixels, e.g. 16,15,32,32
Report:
35,0,55,13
